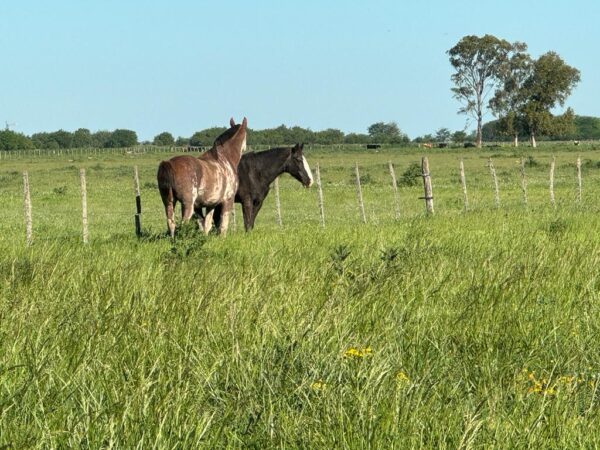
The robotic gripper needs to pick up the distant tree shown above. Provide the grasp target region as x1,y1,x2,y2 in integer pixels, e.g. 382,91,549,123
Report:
367,122,409,144
105,129,138,148
31,132,52,149
289,126,315,145
572,116,600,140
153,131,175,146
72,128,93,148
52,130,73,148
434,128,452,143
344,133,371,144
451,130,468,143
0,130,33,150
175,136,190,146
269,125,290,144
413,134,434,143
489,44,531,146
31,130,72,149
315,128,344,145
92,130,112,148
448,35,518,148
190,127,226,147
520,52,580,147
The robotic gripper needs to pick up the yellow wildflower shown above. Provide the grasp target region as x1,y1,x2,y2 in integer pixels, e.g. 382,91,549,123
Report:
310,380,327,391
557,375,575,385
396,371,411,387
344,347,372,359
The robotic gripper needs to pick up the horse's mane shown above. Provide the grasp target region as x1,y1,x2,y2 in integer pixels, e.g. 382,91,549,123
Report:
214,124,242,147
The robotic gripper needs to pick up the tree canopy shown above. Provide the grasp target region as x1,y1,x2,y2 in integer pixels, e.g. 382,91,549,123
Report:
153,132,175,146
367,122,409,144
448,35,524,148
489,50,580,147
0,130,33,150
104,129,138,148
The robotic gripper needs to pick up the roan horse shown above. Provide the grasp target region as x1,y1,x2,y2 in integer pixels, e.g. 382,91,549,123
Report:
214,143,313,231
157,117,247,237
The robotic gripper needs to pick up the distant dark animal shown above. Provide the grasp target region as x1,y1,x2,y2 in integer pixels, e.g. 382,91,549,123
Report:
214,144,313,231
437,142,448,148
157,117,247,237
366,144,381,149
463,142,477,148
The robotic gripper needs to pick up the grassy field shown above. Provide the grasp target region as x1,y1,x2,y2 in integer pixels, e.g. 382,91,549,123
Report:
2,143,600,447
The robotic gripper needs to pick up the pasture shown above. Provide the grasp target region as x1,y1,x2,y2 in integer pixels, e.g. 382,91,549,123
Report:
2,144,600,447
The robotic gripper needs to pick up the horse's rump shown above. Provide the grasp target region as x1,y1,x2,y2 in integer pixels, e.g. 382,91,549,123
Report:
157,160,176,206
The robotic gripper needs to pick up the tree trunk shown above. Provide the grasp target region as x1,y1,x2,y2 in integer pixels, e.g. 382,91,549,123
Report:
513,134,519,147
530,133,537,148
476,113,483,148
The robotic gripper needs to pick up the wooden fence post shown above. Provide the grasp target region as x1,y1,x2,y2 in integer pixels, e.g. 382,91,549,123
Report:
80,168,89,244
133,166,142,236
315,163,325,227
354,163,366,224
388,161,400,219
488,157,500,208
273,176,282,227
23,171,32,246
421,157,434,214
549,157,556,208
576,156,582,203
520,158,528,206
459,159,468,212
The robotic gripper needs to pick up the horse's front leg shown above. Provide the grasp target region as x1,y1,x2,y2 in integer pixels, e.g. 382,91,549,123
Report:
181,202,195,224
249,199,264,230
218,198,235,236
241,199,254,231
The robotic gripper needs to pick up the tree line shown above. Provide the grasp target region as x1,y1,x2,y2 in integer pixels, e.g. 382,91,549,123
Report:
0,122,411,151
3,115,599,152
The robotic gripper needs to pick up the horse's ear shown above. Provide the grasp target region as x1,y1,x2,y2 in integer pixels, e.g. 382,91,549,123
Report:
230,117,236,127
241,117,248,128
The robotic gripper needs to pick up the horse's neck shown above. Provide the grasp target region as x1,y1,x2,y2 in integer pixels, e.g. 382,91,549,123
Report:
256,149,290,184
206,147,240,169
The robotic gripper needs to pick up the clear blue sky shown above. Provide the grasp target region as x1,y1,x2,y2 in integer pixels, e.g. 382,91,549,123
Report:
2,0,599,141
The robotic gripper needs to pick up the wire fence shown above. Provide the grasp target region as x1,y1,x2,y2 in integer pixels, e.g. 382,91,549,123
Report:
0,143,398,161
2,151,598,246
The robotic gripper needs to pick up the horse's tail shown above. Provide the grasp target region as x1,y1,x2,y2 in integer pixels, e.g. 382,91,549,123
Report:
158,160,177,236
157,160,175,206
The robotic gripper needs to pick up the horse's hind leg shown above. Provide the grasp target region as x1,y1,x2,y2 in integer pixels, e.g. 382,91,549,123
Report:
194,205,205,231
203,207,215,235
165,201,176,238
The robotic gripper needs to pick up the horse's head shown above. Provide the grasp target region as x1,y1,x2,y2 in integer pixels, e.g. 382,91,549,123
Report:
285,143,313,188
213,117,248,166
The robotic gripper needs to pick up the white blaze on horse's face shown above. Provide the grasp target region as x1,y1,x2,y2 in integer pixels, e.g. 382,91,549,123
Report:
302,156,313,187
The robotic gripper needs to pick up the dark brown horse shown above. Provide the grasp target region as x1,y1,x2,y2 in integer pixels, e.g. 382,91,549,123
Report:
214,143,313,231
157,117,247,237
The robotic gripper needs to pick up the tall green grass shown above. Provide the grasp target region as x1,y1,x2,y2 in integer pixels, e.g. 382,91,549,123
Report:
2,145,600,447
